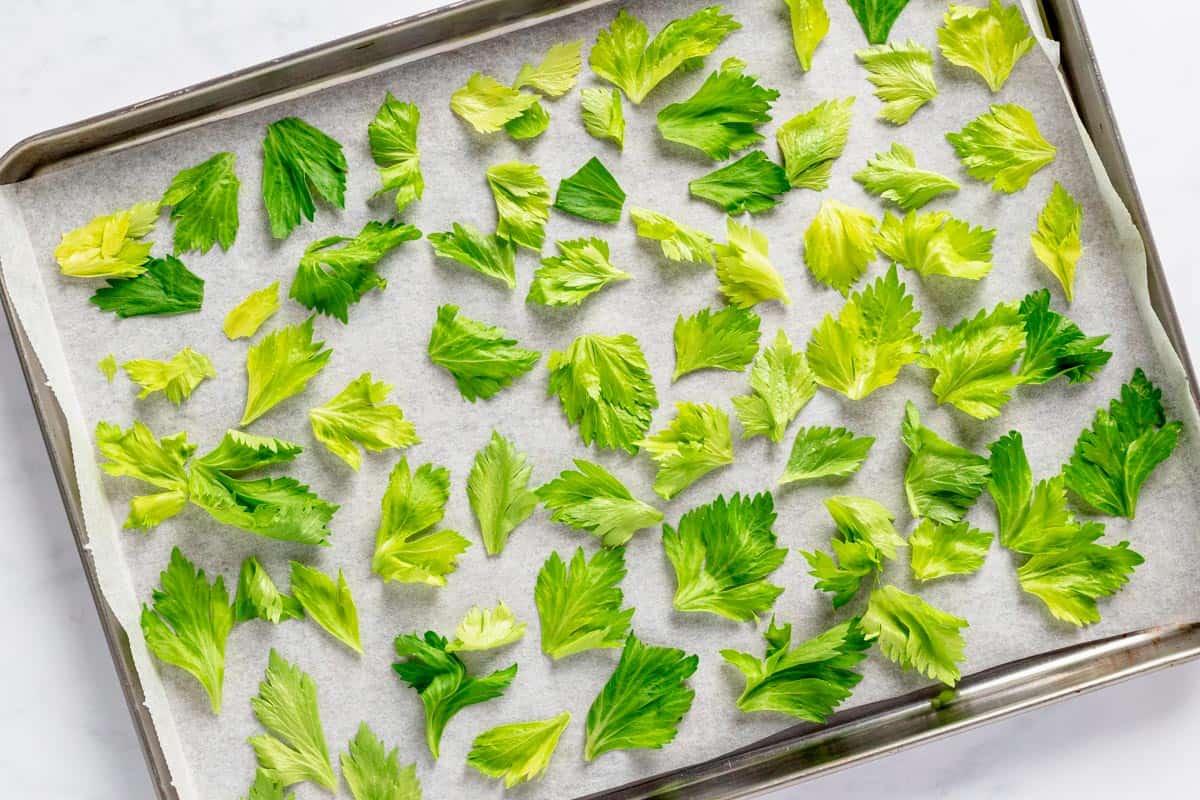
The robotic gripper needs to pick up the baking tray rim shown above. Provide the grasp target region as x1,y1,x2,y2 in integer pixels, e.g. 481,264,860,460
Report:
0,1,1196,798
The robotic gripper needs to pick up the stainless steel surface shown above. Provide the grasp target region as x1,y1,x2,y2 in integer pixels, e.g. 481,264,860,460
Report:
0,1,1195,798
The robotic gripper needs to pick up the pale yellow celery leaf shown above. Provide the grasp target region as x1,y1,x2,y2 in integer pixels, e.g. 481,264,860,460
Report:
876,211,994,280
732,329,816,443
629,207,713,264
804,199,878,294
783,0,829,71
856,40,937,125
54,201,159,278
714,217,790,308
1030,181,1082,302
450,74,540,133
580,87,624,149
447,601,527,652
776,97,854,190
122,347,216,405
224,282,281,339
938,0,1034,92
806,265,922,400
514,41,583,96
99,354,118,382
308,373,419,470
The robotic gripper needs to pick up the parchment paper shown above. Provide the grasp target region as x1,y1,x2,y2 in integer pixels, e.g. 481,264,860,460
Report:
2,1,1198,798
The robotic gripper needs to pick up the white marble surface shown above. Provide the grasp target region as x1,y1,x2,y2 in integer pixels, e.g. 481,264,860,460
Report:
1,1,1197,798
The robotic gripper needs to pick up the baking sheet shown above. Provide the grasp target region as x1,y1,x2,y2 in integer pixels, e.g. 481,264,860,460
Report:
1,1,1198,798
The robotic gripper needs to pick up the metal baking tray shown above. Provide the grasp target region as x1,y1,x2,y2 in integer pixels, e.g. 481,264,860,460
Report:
1,1,1197,798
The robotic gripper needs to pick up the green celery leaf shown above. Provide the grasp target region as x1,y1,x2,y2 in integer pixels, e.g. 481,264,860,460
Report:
714,216,791,307
780,425,874,484
1018,540,1143,626
467,430,538,556
776,97,854,191
487,161,551,251
553,156,626,223
584,635,698,760
732,329,815,442
234,556,303,625
853,142,959,210
447,602,527,653
589,7,740,103
547,332,658,454
467,712,571,788
393,631,517,758
673,305,761,380
657,58,780,160
427,305,540,402
857,40,937,124
289,219,421,323
902,401,990,524
847,0,911,44
528,237,630,306
289,563,362,653
373,459,471,586
909,519,993,581
248,650,337,790
580,87,625,148
536,459,662,547
876,210,994,280
803,199,877,294
514,40,583,96
122,347,215,405
1063,368,1182,517
947,104,1056,193
308,373,419,471
188,431,338,545
783,0,830,70
241,317,333,426
721,617,869,721
55,201,158,279
368,93,423,214
862,584,967,685
629,207,714,264
663,492,787,621
640,402,734,500
224,282,280,339
450,74,539,133
1017,289,1111,384
428,222,517,289
340,723,421,800
261,117,347,239
536,547,634,659
806,265,922,399
1030,181,1083,302
689,150,790,215
141,547,234,713
938,0,1034,92
161,151,239,254
918,301,1026,419
504,101,551,140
